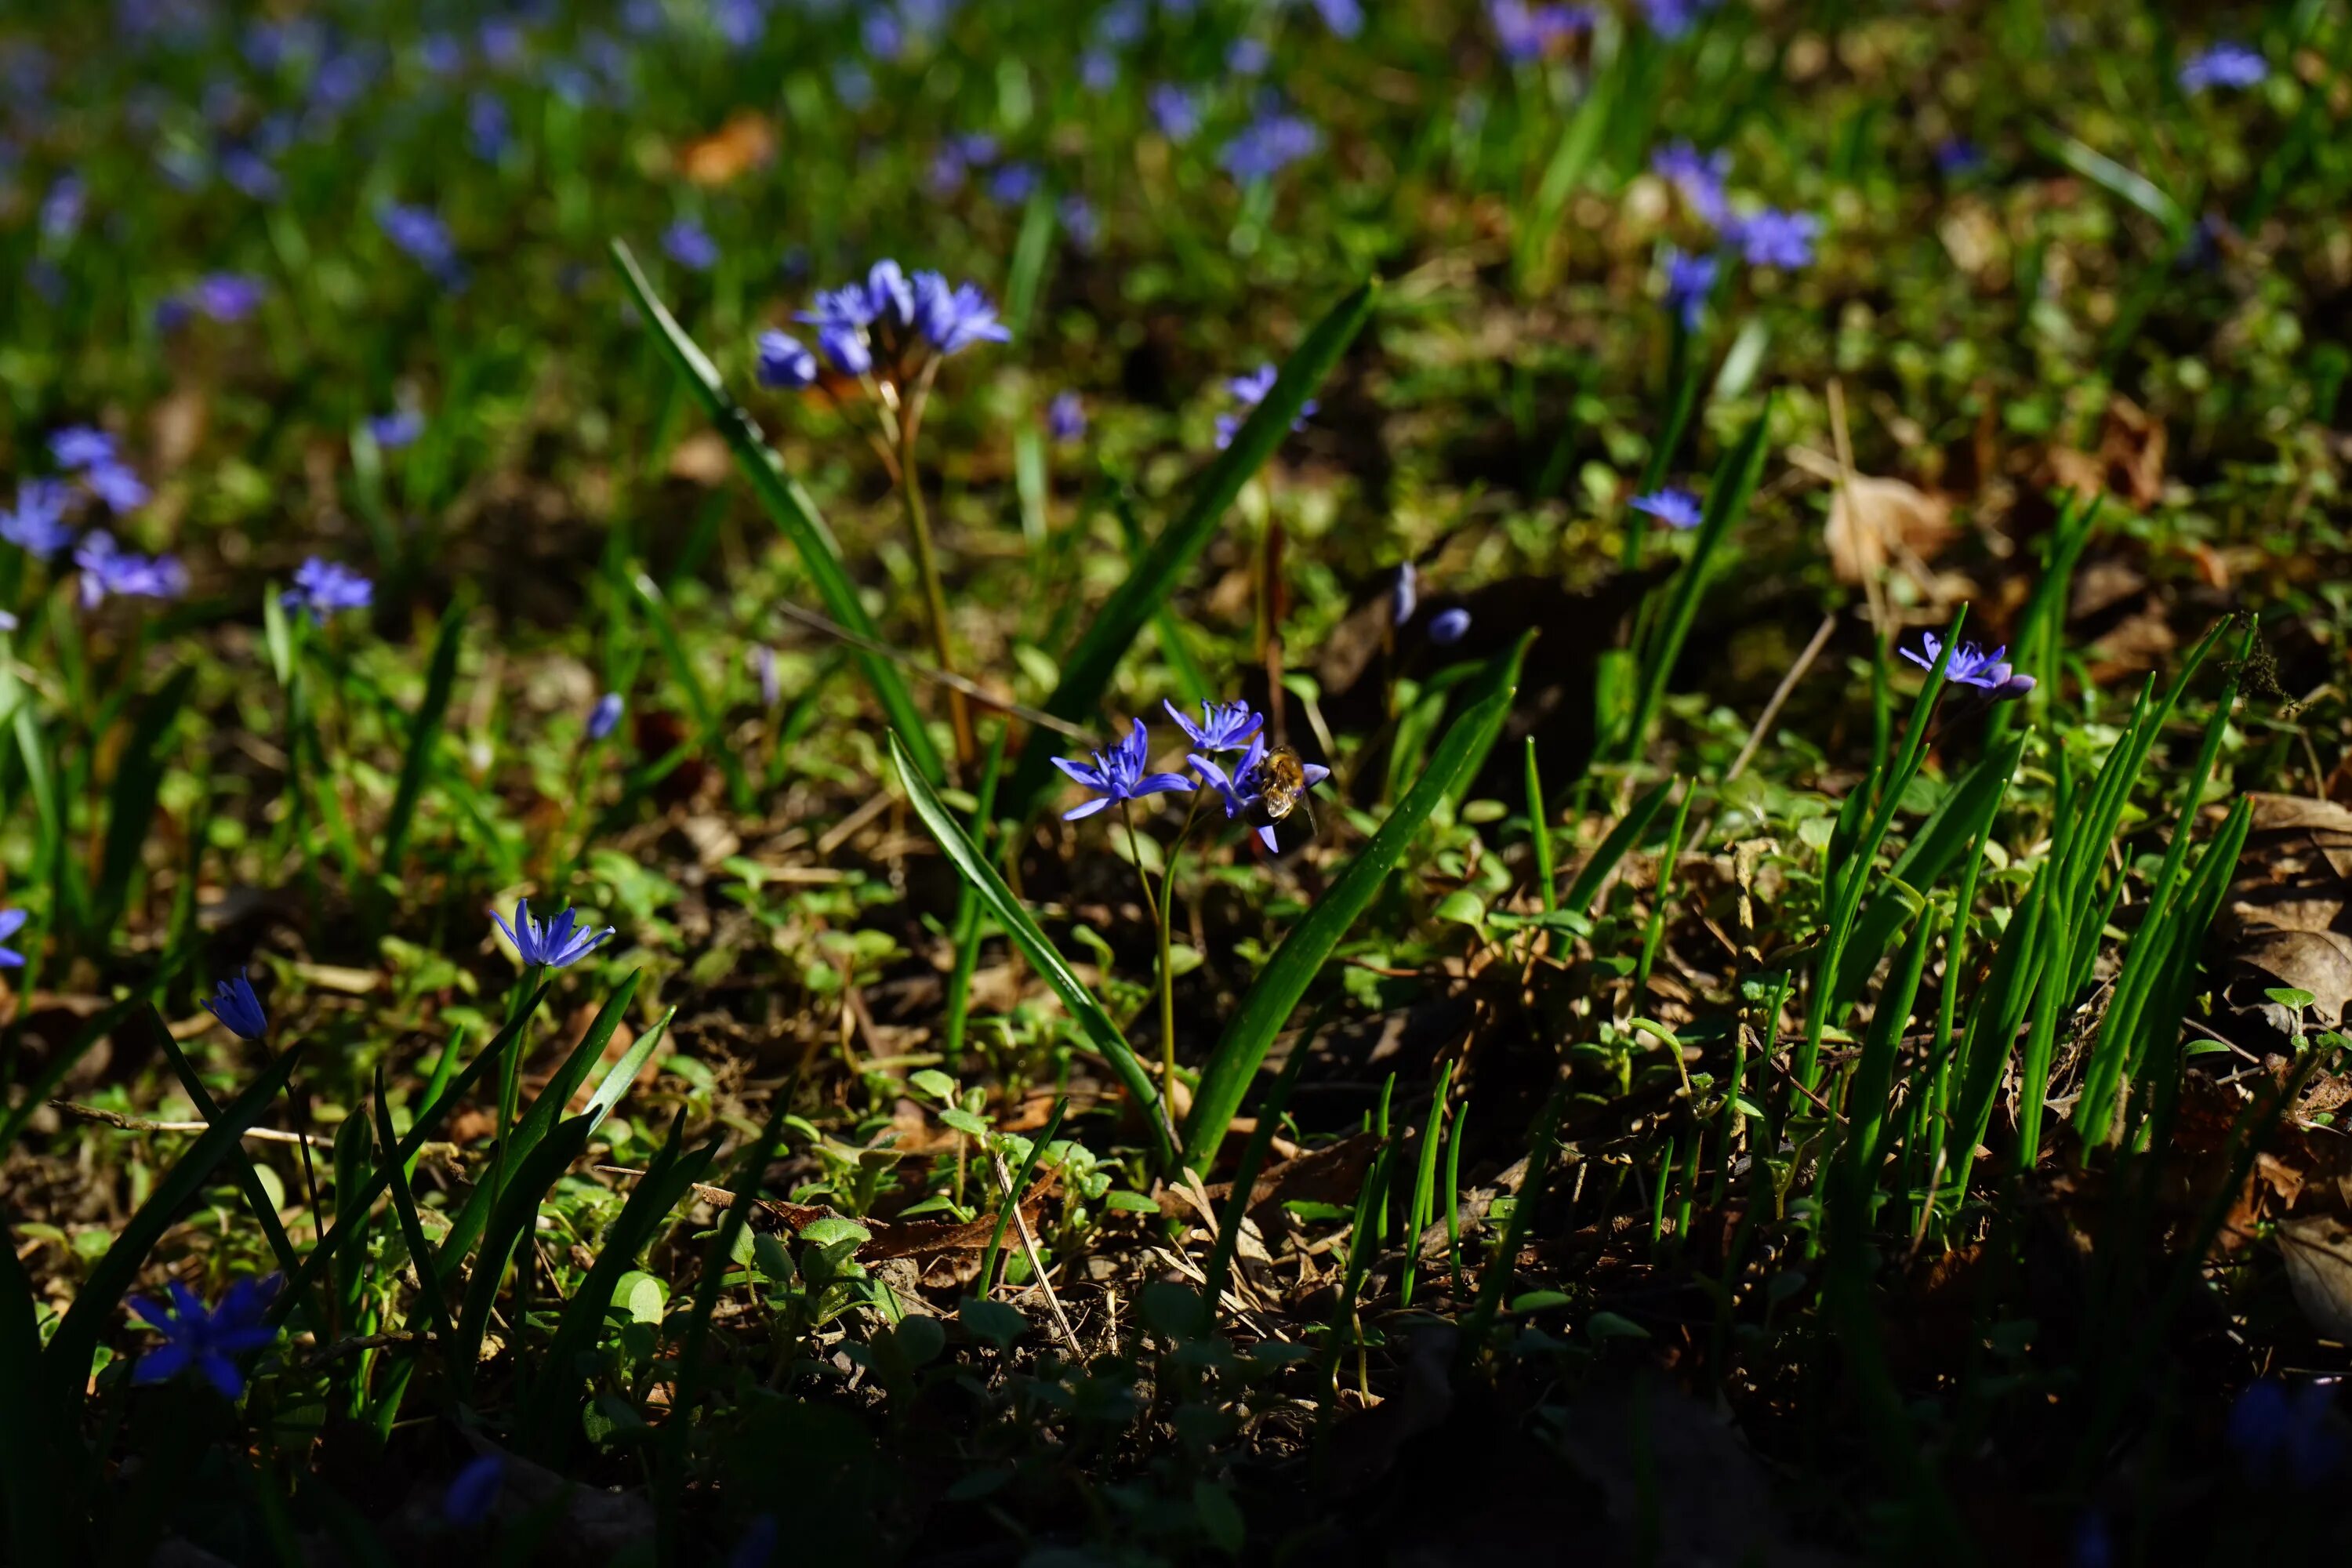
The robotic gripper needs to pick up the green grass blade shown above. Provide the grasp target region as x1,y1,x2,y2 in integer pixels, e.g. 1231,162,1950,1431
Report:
1001,279,1377,820
608,238,942,784
0,996,147,1150
377,595,466,884
93,666,193,940
626,570,752,811
371,1069,456,1349
0,1210,76,1563
450,1110,601,1388
1525,739,1557,912
1559,777,1675,916
1182,637,1525,1171
524,1109,719,1460
977,1098,1065,1299
46,1044,303,1389
889,729,1174,1167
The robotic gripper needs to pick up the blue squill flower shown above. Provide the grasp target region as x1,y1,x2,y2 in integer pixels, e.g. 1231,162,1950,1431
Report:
1652,141,1730,227
1190,735,1331,853
1730,209,1819,269
1051,719,1193,822
220,148,282,201
663,219,719,272
0,908,29,967
987,162,1039,205
39,173,83,241
1047,391,1087,443
2180,42,2267,93
0,480,74,560
1081,49,1119,93
1149,83,1200,143
368,408,424,449
1663,247,1717,330
75,532,184,607
1632,488,1703,530
1900,632,2034,700
1490,0,1587,63
1059,194,1100,249
1429,608,1472,645
1163,697,1263,753
1935,139,1984,177
728,1515,780,1568
442,1453,506,1527
191,273,266,322
281,557,372,623
587,692,624,740
1639,0,1719,40
1215,364,1315,450
757,331,818,389
85,461,150,514
492,898,616,969
50,425,115,471
1309,0,1363,36
131,1276,281,1399
379,202,463,285
911,273,1010,355
470,93,511,161
1227,37,1270,75
202,974,268,1039
1392,562,1418,627
1220,111,1318,182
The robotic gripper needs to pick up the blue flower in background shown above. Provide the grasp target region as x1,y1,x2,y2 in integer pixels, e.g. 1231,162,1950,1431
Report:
757,331,818,389
1163,697,1264,753
39,173,83,241
0,908,30,967
714,0,766,48
1632,488,1704,530
663,219,719,272
988,162,1039,205
368,408,425,449
220,147,282,201
442,1453,506,1528
492,898,616,969
728,1514,781,1568
1652,141,1730,227
912,273,1010,355
470,93,511,162
1220,110,1318,182
75,532,185,608
752,645,781,707
1307,0,1363,37
419,32,466,75
132,1276,281,1399
1149,84,1200,143
834,61,875,110
1392,562,1417,627
281,557,372,623
1730,209,1819,269
1051,719,1194,821
862,11,906,61
587,692,624,740
0,480,74,560
1490,0,1586,64
379,202,463,285
50,426,116,471
85,459,151,514
190,272,266,322
2227,1379,2343,1486
202,974,269,1039
1227,37,1270,75
2180,42,2267,93
1059,194,1100,249
1934,139,1984,177
1640,0,1720,40
1663,247,1717,329
1900,632,2034,700
1047,391,1087,443
1081,49,1119,93
1215,364,1315,450
1428,607,1472,644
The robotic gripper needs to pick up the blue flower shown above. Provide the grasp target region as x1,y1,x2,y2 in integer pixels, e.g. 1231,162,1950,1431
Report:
1047,391,1087,443
2227,1379,2341,1486
911,273,1010,356
1663,247,1717,330
281,557,373,623
1429,608,1472,645
442,1453,506,1527
368,408,425,449
39,173,83,241
1058,194,1100,249
1392,562,1417,627
131,1275,281,1399
987,162,1039,205
202,974,269,1039
815,324,873,377
1639,0,1720,40
1051,719,1194,822
1632,488,1704,530
1652,141,1730,227
1900,632,2034,700
75,532,185,608
1149,83,1200,143
1189,735,1330,853
1490,0,1588,64
1080,49,1119,93
588,692,624,741
1214,364,1316,450
757,331,818,389
50,425,115,471
492,898,616,969
0,908,29,967
1934,139,1984,177
1730,209,1819,270
1227,37,1271,75
663,219,719,272
191,273,266,322
0,480,74,560
470,93,511,162
1220,111,1319,182
379,202,463,285
85,461,151,514
220,148,282,201
751,646,781,708
2180,42,2267,93
1163,697,1264,753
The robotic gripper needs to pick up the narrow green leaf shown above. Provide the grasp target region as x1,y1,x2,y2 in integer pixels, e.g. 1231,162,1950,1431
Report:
977,1098,1065,1298
372,1069,457,1349
1560,778,1675,916
451,1110,601,1387
1002,279,1377,821
891,731,1174,1167
1183,637,1525,1170
0,1210,75,1562
379,595,466,883
93,666,194,938
608,238,942,783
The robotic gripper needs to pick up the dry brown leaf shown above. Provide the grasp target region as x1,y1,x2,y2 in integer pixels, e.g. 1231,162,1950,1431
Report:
667,430,733,486
678,110,776,186
2044,396,2169,508
1823,474,1955,584
2279,1216,2352,1341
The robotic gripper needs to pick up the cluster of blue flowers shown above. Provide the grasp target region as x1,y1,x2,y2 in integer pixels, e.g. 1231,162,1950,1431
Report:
754,260,1008,391
1053,699,1330,853
155,272,267,333
1215,364,1316,450
0,427,186,605
2178,41,2267,94
281,557,373,624
1900,631,2036,702
1488,0,1589,64
1648,140,1820,328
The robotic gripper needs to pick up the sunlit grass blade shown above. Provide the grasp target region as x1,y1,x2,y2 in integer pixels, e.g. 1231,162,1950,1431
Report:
608,238,942,784
1559,777,1675,916
1182,636,1525,1171
890,729,1174,1167
376,594,466,889
371,1069,456,1349
450,1109,601,1391
92,666,192,943
45,1044,303,1390
977,1098,1065,1299
1000,278,1377,821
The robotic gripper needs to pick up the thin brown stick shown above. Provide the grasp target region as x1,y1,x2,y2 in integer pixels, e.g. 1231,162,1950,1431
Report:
48,1099,466,1160
1726,612,1839,782
990,1145,1083,1360
771,598,1096,743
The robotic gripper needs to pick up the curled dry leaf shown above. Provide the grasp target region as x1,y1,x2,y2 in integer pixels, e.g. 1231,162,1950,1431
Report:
2217,794,2352,1031
2278,1216,2352,1343
1824,474,1955,585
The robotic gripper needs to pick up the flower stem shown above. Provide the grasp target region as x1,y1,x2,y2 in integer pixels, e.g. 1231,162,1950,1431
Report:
895,361,977,771
1120,800,1178,1103
489,964,543,1218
